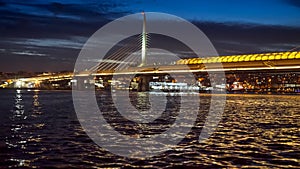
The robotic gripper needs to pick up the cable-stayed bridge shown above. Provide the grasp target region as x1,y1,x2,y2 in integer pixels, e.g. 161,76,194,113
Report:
76,13,300,77
7,13,300,91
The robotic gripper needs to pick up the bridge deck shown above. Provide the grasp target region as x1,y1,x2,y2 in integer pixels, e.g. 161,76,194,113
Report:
93,58,300,76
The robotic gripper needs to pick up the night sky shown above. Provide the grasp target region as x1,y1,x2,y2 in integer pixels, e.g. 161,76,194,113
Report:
1,0,300,72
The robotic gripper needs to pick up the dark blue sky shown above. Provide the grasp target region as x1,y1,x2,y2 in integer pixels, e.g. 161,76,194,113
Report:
1,0,300,72
131,0,300,26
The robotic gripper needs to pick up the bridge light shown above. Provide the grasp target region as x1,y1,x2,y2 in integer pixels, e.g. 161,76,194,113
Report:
288,54,295,59
197,59,202,64
268,55,275,60
239,55,246,61
233,56,239,62
250,55,256,61
207,58,213,63
262,56,268,60
171,51,299,66
256,56,262,61
245,55,251,61
282,55,288,59
228,56,234,62
15,80,23,88
275,55,281,60
221,57,228,62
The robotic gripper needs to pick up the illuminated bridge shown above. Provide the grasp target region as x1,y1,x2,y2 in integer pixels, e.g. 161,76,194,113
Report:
5,51,300,90
8,12,300,91
176,51,300,71
72,13,300,92
89,51,300,76
83,16,300,75
77,13,300,75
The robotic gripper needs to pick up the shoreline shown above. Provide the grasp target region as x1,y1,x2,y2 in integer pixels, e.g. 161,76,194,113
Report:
2,88,300,95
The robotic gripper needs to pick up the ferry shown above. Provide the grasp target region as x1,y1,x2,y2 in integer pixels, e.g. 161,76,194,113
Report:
231,82,244,91
149,82,199,92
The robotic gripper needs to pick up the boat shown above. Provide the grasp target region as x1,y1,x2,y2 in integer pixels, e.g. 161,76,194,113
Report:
149,82,199,93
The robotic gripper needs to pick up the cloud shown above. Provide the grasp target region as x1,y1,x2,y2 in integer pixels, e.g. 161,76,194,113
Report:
0,0,130,41
10,37,86,49
0,0,131,72
11,50,47,56
0,0,129,21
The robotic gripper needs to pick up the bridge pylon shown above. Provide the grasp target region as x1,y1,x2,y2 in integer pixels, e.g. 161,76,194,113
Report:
139,11,147,67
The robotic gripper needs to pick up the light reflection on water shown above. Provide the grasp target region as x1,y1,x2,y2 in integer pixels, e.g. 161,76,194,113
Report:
5,90,28,167
4,90,45,168
0,90,299,168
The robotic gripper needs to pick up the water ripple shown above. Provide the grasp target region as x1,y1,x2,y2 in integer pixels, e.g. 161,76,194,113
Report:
0,91,298,168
